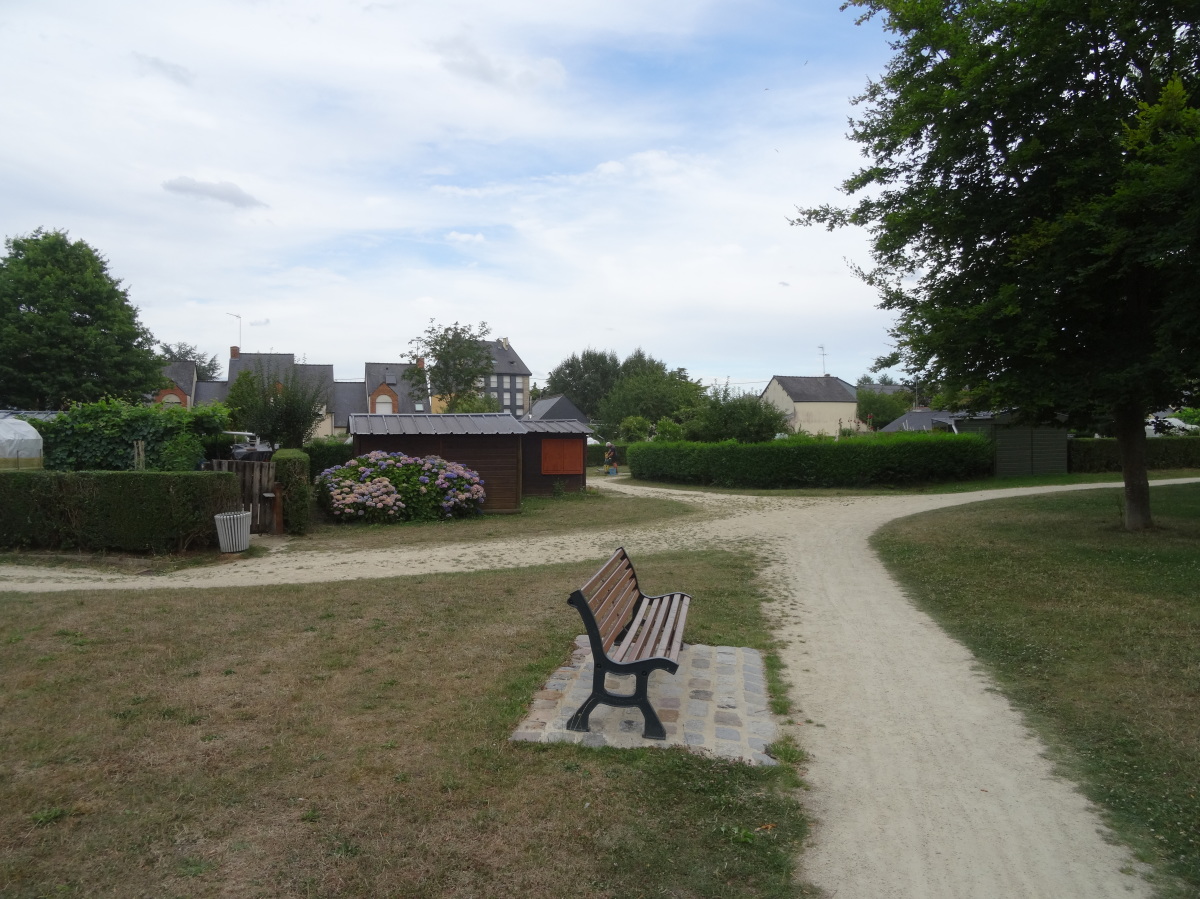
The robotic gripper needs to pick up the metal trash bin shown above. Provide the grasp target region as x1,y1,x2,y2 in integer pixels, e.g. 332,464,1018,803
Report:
214,511,252,553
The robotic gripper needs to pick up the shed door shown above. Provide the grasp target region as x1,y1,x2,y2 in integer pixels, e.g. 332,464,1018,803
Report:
541,439,584,475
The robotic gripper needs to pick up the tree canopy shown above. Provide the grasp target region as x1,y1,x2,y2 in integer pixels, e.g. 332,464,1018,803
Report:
228,363,329,449
159,341,222,381
544,348,621,419
0,229,163,410
402,319,494,413
797,1,1200,529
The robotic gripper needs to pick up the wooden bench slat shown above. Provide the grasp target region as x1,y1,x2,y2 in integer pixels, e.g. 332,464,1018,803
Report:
590,565,637,632
610,595,656,663
580,551,629,598
597,579,640,650
624,594,671,662
652,594,687,660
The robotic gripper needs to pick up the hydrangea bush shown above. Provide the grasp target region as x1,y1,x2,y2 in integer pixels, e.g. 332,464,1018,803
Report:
315,451,485,523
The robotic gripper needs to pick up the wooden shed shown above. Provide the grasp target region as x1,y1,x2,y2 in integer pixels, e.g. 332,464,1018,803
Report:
349,413,527,512
521,420,593,496
954,413,1068,477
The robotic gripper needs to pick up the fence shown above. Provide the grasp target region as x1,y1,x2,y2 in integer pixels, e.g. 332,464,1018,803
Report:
210,460,278,533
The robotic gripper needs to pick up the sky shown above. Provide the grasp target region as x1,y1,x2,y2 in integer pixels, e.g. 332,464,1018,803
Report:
0,0,899,391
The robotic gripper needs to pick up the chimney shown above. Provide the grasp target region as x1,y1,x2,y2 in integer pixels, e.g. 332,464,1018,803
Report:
416,356,425,369
230,346,240,359
500,337,510,350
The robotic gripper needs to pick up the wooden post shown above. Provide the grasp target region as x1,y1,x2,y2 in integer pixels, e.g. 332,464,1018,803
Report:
272,482,284,534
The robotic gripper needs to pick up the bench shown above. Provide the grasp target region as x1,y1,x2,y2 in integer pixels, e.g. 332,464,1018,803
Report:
566,547,690,740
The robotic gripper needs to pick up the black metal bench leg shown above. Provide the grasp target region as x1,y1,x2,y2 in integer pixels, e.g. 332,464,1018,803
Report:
634,670,667,740
566,694,601,733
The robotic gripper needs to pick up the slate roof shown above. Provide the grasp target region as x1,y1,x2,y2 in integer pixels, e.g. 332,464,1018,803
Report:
856,382,908,396
879,410,952,432
488,339,531,377
768,376,857,403
162,360,198,395
332,381,368,428
527,394,587,422
194,381,229,404
349,413,530,436
0,410,59,421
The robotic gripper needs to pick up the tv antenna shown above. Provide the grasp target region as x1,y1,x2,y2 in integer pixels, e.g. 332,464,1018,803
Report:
226,312,242,346
817,344,827,376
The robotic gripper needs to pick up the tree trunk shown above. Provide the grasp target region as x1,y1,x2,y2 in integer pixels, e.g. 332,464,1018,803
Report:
1113,403,1153,531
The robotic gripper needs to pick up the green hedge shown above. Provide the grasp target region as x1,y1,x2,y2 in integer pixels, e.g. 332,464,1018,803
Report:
1069,437,1200,473
0,471,240,552
586,443,629,467
273,449,312,535
304,438,357,474
627,432,993,488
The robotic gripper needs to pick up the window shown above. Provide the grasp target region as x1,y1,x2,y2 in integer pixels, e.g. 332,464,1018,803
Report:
515,391,524,408
374,395,393,414
503,392,512,407
414,403,425,412
490,375,498,388
161,393,182,406
541,439,584,475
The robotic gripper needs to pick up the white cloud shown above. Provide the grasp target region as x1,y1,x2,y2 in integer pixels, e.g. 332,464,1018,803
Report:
132,52,195,86
162,177,267,209
446,231,485,244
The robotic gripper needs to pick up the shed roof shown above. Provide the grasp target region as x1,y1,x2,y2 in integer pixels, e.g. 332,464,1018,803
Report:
520,419,593,435
768,376,857,403
349,413,529,436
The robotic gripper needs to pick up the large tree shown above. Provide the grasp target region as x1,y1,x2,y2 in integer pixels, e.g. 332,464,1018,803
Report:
159,341,222,381
229,363,329,449
797,1,1200,529
544,348,621,419
0,229,163,409
402,319,494,413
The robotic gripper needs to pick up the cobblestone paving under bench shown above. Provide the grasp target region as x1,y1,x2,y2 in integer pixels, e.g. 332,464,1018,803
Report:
511,636,779,765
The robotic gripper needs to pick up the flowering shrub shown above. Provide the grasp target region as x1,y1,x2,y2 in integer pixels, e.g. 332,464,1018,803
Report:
315,451,485,523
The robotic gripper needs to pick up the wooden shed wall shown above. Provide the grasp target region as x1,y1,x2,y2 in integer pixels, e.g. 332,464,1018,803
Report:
521,435,587,496
352,434,522,512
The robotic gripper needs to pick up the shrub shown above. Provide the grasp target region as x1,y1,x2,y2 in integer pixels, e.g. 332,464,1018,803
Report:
273,449,312,535
682,383,790,443
654,417,686,441
1069,437,1200,473
304,437,356,473
0,471,240,552
315,452,485,523
29,399,230,471
619,416,652,442
627,432,993,488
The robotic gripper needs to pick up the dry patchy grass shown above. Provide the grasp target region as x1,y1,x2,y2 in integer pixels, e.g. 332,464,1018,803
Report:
0,550,806,898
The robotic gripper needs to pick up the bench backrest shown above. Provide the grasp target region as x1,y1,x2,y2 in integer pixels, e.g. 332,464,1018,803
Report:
574,547,642,656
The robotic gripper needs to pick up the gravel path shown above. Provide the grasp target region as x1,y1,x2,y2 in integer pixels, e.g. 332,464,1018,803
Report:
5,476,1196,898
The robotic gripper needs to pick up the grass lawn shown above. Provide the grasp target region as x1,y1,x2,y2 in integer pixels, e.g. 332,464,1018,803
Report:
626,468,1200,497
0,550,810,898
872,484,1200,897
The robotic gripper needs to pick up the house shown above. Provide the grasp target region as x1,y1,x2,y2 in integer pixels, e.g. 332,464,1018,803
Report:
478,337,532,418
348,413,592,510
156,347,430,436
525,393,588,423
761,375,858,436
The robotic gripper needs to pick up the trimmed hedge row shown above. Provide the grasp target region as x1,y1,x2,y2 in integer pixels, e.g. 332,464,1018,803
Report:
1069,437,1200,473
273,449,312,535
0,471,240,552
304,438,357,474
627,433,993,488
